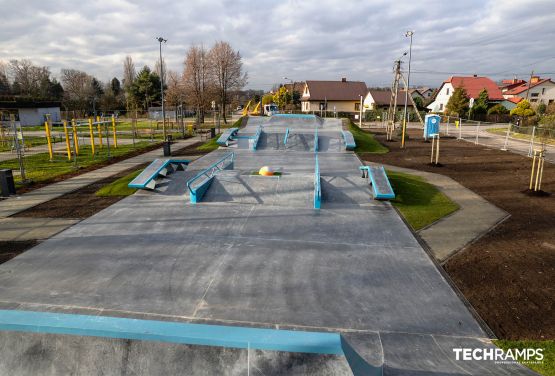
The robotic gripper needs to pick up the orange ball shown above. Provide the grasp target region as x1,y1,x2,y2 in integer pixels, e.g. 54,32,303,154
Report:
259,166,274,176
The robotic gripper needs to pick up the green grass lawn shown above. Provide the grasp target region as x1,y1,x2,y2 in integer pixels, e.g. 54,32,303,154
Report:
0,141,157,187
196,135,221,152
349,121,389,154
494,340,554,376
0,135,62,152
95,169,143,197
388,171,459,231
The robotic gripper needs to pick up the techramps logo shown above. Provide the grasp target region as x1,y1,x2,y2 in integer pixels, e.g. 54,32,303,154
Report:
453,347,544,366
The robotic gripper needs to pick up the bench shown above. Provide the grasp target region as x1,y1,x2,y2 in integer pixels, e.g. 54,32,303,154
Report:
128,159,190,190
341,131,356,150
359,165,395,200
217,128,239,146
187,152,235,204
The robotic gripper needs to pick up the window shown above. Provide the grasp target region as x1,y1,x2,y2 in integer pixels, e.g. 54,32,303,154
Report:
319,103,327,110
355,103,360,111
530,99,538,102
446,88,450,95
549,100,554,104
439,103,443,110
531,92,539,97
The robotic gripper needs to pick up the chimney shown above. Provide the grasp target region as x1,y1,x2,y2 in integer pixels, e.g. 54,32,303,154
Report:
473,74,478,77
341,77,347,82
531,76,540,84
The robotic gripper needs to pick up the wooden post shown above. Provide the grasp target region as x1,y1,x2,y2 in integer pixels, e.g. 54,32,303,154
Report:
88,118,96,156
111,115,118,148
71,119,79,155
62,120,72,160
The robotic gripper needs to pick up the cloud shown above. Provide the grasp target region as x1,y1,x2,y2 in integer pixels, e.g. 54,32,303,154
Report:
1,0,554,89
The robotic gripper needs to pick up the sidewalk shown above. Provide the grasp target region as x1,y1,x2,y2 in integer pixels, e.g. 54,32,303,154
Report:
367,163,509,262
0,137,201,241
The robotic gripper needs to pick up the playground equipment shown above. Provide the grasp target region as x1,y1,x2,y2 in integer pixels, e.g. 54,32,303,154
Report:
128,159,190,190
529,148,546,192
216,128,239,146
360,165,395,200
341,130,356,151
187,152,234,203
241,101,252,117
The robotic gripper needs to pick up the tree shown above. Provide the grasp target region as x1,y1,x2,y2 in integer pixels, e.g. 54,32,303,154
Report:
208,41,247,123
111,77,121,96
273,86,291,109
9,59,52,98
473,89,489,113
164,70,186,107
546,101,555,115
122,56,136,91
262,93,274,105
445,87,469,116
183,45,213,123
413,96,424,111
536,102,547,115
0,61,10,95
128,66,161,111
60,69,95,110
487,103,509,115
510,99,535,117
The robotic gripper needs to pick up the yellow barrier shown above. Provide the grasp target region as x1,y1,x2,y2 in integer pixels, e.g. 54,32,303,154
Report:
111,115,118,148
71,119,79,155
97,116,103,148
62,120,72,160
44,116,53,161
88,118,96,156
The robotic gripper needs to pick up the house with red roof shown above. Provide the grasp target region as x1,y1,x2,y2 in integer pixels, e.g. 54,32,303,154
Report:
301,78,368,114
501,76,555,106
427,75,505,113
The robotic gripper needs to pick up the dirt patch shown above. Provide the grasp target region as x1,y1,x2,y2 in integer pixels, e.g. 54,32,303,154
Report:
0,240,39,264
362,128,554,340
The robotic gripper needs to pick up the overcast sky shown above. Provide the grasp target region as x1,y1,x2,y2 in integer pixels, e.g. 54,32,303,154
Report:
1,0,555,89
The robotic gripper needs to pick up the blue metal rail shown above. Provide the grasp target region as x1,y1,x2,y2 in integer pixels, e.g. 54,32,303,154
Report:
187,152,234,204
284,128,290,146
314,153,321,209
341,131,356,150
314,128,319,152
252,125,262,150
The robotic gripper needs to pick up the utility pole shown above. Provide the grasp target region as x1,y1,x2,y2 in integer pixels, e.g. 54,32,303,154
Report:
386,55,404,141
157,36,167,140
401,30,414,149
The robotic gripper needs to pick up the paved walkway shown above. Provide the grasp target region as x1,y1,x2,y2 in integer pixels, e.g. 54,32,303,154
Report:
366,162,509,262
0,137,201,241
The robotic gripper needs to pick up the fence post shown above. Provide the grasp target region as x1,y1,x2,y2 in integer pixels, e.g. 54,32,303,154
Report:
62,120,72,160
501,123,510,151
458,117,462,140
475,121,480,144
446,116,450,136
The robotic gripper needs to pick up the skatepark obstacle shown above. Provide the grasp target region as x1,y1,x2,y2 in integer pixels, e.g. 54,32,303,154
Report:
128,159,190,190
360,165,395,200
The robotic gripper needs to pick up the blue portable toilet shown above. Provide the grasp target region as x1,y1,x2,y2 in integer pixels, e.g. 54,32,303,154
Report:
424,114,441,140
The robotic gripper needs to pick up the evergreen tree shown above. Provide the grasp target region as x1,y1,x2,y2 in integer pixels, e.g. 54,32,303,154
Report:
128,66,161,111
445,87,469,116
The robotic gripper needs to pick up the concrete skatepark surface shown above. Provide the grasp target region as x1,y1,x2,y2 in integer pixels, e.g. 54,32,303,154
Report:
0,117,535,375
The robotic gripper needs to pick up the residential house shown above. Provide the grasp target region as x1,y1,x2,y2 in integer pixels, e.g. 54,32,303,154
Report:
0,99,61,126
426,76,505,113
364,89,415,111
301,79,368,113
502,76,555,106
414,87,435,99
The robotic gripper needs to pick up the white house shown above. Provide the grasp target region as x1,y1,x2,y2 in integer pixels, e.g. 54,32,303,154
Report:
427,76,505,113
502,77,555,106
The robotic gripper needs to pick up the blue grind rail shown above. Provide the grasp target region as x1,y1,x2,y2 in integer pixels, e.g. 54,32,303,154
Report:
359,165,395,200
341,131,356,150
128,159,190,190
314,128,319,152
252,125,262,150
216,127,239,146
187,152,234,204
314,153,321,209
0,309,342,355
284,128,290,146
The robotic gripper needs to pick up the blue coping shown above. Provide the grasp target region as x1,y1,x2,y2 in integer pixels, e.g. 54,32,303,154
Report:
314,128,319,152
360,166,395,200
128,159,190,189
341,131,356,150
314,154,321,209
272,113,317,119
187,152,234,204
252,125,262,150
0,309,343,355
284,128,290,146
216,128,239,146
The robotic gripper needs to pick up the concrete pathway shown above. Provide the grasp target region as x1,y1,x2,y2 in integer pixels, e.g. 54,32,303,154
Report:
366,162,509,262
0,137,201,241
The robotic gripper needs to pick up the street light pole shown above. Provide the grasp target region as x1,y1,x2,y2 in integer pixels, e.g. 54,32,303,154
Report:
401,30,414,149
157,36,167,140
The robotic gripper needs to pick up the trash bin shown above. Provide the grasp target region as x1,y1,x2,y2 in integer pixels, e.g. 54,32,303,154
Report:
0,169,16,197
163,141,171,157
210,127,216,138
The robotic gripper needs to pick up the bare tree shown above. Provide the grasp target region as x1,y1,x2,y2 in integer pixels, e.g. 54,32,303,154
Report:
9,59,51,97
208,41,247,123
164,70,185,107
60,69,94,110
123,56,136,91
183,45,213,124
154,58,167,84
